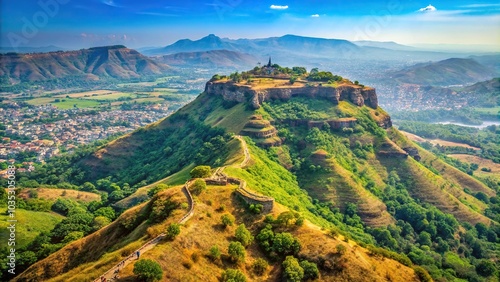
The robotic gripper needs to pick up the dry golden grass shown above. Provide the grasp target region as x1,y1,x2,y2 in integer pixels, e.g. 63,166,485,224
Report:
18,188,100,203
400,130,481,150
449,154,500,174
14,188,187,282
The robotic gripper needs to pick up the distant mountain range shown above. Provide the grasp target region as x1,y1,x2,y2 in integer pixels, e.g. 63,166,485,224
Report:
145,34,360,60
389,58,496,87
0,45,170,85
353,40,416,51
144,34,474,66
157,50,258,69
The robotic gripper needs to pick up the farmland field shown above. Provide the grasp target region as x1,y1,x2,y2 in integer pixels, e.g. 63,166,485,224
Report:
54,90,118,98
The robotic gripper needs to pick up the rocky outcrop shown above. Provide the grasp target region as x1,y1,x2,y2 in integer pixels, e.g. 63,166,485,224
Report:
307,118,357,130
205,81,378,109
403,147,421,161
377,141,408,159
376,115,392,129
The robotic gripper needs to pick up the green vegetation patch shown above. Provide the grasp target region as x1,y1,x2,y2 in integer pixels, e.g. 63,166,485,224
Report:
0,209,63,248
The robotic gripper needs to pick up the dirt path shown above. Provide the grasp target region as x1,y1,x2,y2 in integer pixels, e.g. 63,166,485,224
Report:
235,135,250,168
94,136,251,281
93,184,194,282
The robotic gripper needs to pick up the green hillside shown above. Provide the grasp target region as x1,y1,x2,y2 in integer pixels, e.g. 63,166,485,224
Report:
9,68,500,282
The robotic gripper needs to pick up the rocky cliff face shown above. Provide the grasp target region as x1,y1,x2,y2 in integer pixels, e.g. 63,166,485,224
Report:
205,81,378,109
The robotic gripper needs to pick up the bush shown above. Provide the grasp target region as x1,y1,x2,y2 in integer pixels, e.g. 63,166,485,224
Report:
252,258,269,276
208,245,221,261
190,165,211,178
413,266,432,282
235,224,254,247
221,269,247,282
133,259,163,282
148,184,169,197
221,214,235,228
189,179,206,196
336,244,346,255
228,241,246,263
249,204,263,214
165,223,181,240
300,260,319,280
282,256,304,282
476,260,497,277
272,232,301,255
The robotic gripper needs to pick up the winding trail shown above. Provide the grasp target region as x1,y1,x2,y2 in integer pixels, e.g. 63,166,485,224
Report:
93,136,261,281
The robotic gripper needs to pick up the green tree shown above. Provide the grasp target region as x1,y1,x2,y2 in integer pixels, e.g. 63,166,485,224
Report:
92,216,111,230
82,182,96,192
282,256,304,282
189,179,206,195
221,214,235,228
272,232,301,255
133,259,163,282
252,258,268,276
190,165,211,178
166,223,181,240
228,241,246,263
277,211,295,227
221,269,246,282
94,207,116,220
208,245,221,261
148,184,168,197
300,260,319,280
476,260,497,277
235,224,254,247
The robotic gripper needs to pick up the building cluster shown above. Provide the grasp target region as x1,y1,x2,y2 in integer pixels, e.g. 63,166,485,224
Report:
0,104,173,165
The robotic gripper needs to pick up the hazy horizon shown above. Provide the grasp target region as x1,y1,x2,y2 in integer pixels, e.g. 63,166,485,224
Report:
1,0,499,52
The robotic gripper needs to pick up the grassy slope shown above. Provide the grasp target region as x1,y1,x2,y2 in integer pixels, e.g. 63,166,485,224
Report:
385,128,493,225
13,188,187,282
0,209,63,249
17,188,100,203
113,186,417,282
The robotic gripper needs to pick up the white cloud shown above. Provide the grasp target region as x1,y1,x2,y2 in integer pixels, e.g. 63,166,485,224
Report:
311,14,320,18
101,0,121,8
270,5,288,10
418,4,437,12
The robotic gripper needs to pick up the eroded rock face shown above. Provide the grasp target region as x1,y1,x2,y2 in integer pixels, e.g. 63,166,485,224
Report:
205,81,379,109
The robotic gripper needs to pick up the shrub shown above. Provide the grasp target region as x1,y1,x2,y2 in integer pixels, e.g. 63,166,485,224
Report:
208,245,221,261
252,258,269,276
413,266,432,282
249,204,263,214
221,269,246,282
272,232,301,255
165,223,181,240
282,256,304,282
336,244,346,255
476,260,497,277
228,241,246,263
221,214,235,228
190,165,211,178
148,184,168,197
300,260,319,280
190,179,207,195
235,224,254,247
133,259,163,282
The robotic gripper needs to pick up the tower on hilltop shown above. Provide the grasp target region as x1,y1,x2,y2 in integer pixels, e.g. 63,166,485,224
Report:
267,57,272,67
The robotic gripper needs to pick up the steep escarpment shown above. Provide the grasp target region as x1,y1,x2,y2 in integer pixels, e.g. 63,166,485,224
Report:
205,80,378,109
0,45,170,85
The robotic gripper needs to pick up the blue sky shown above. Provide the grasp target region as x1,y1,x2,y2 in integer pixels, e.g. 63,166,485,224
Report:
1,0,499,50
